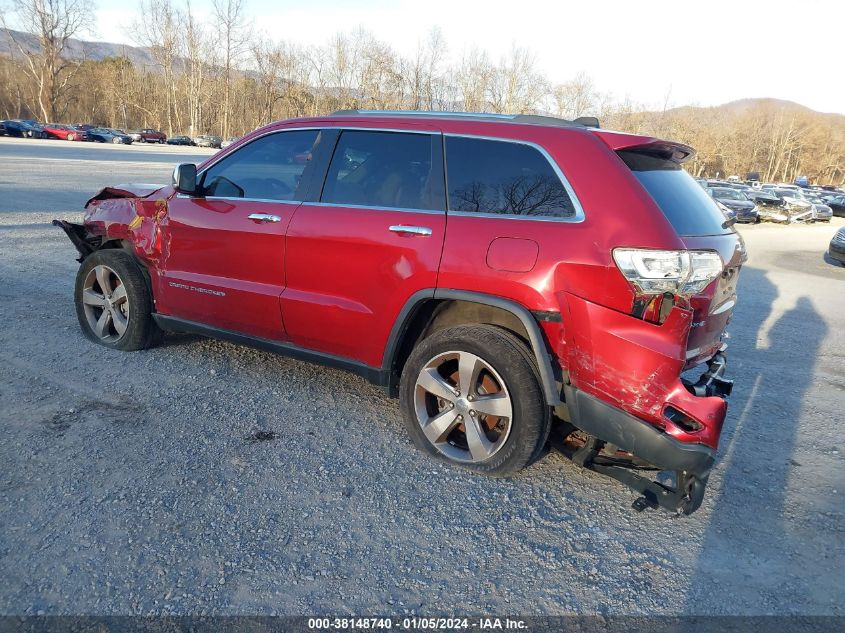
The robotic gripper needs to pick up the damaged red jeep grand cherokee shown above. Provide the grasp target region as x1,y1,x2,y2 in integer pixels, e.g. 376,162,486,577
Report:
55,110,744,514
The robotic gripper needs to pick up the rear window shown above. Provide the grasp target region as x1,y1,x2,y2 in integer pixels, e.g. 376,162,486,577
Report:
619,150,732,236
445,137,576,218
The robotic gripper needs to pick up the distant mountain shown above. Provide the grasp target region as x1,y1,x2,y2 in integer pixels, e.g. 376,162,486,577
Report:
664,98,845,121
0,28,158,67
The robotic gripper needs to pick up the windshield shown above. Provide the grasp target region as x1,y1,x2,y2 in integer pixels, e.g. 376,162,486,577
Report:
712,188,746,201
618,150,733,236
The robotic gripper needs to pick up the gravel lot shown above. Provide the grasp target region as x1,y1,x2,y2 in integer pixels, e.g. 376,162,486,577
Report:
1,137,843,616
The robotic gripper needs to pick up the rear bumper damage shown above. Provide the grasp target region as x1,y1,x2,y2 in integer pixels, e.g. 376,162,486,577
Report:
557,354,729,514
557,293,734,514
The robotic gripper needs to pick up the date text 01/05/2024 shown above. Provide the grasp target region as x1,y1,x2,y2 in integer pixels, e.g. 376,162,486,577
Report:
307,617,527,630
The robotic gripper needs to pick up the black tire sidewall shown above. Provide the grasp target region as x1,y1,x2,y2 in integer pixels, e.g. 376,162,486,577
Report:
399,324,549,476
74,249,158,351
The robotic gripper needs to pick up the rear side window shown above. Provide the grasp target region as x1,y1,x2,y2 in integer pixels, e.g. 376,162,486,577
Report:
321,131,437,210
618,150,732,236
445,137,575,218
201,129,321,201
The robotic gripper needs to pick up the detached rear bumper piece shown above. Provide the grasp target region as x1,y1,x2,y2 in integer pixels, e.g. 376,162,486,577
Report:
564,386,716,477
559,383,720,514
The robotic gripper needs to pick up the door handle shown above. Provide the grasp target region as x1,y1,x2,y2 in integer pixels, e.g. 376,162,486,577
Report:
389,225,432,236
248,213,282,223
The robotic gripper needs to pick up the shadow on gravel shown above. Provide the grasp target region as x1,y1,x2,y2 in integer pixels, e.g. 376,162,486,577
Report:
686,266,828,612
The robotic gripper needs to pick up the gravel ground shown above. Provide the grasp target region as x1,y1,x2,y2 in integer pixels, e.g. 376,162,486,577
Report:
0,138,843,616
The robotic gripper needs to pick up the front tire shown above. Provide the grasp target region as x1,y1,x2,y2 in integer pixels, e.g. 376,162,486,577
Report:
74,249,161,351
400,324,550,476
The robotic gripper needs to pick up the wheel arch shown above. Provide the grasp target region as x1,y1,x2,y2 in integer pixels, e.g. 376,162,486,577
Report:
383,289,562,405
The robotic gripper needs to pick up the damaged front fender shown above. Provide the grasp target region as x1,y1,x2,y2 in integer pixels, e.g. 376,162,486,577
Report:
54,183,172,267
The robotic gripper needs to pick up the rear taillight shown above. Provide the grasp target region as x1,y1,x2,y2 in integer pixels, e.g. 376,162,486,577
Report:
613,249,723,298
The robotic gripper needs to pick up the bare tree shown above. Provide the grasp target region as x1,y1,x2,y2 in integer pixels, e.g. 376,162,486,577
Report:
551,72,597,119
135,0,181,135
451,48,493,113
212,0,248,138
488,46,545,114
183,0,210,136
1,0,94,121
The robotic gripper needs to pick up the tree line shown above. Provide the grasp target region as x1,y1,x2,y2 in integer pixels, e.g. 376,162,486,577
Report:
1,0,843,184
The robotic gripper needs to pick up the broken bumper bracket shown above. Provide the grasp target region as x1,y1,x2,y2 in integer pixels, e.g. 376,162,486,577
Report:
685,350,732,398
52,220,97,261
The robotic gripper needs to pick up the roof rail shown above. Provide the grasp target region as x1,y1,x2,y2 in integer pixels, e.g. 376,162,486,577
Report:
329,109,600,129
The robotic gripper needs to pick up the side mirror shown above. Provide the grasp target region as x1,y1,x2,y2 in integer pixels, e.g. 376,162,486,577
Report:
172,163,197,194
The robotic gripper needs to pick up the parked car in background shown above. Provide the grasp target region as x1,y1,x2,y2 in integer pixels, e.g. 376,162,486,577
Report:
824,195,845,218
54,110,744,515
166,135,194,146
770,188,814,222
192,134,223,148
108,129,134,144
727,183,752,192
87,128,133,144
745,188,782,208
707,187,758,223
220,137,238,149
42,123,88,141
128,128,167,143
0,119,44,138
801,191,833,222
829,228,845,266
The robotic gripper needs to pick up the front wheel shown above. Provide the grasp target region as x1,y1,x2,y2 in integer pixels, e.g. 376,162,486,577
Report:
74,249,162,351
111,137,121,144
400,324,551,476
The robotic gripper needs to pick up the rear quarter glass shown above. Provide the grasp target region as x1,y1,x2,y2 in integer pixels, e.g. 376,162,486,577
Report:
618,150,733,237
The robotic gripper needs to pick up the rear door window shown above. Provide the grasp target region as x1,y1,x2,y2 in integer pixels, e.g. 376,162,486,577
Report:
445,136,576,218
618,150,732,236
321,130,439,210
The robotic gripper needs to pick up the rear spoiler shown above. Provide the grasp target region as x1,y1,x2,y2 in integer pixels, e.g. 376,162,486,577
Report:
591,130,695,163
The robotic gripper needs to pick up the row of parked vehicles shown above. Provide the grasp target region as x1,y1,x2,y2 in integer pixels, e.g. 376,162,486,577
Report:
0,118,235,148
698,178,845,224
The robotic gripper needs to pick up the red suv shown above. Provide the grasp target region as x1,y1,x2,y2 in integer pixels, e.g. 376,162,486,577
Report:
55,111,743,514
128,128,167,143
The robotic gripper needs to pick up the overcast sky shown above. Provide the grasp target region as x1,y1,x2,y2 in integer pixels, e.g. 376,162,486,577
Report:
91,0,843,114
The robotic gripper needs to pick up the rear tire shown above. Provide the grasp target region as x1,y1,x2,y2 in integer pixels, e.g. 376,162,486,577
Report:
400,324,551,476
74,249,162,352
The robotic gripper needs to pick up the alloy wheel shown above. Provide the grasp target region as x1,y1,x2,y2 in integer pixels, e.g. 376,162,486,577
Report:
81,264,130,343
413,350,513,463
